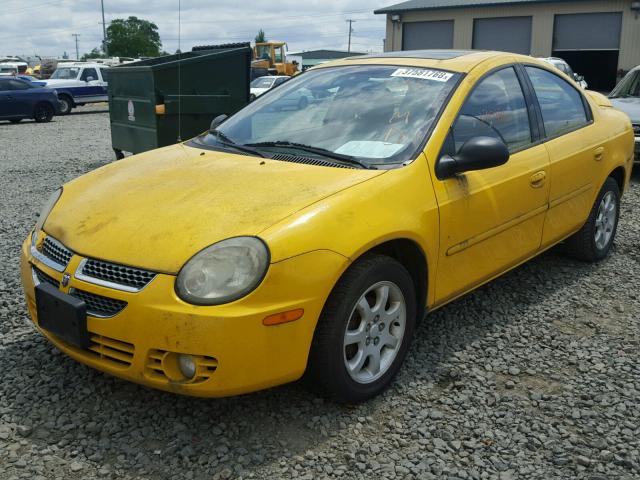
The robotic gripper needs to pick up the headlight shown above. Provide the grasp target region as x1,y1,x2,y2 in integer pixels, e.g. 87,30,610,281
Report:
35,187,62,233
176,237,269,305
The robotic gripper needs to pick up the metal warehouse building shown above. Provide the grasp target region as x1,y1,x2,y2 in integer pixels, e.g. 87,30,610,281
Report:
375,0,640,90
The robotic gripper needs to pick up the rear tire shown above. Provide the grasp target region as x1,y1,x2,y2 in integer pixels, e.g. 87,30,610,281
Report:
9,118,21,124
58,95,73,115
565,177,620,262
306,254,417,403
34,103,54,123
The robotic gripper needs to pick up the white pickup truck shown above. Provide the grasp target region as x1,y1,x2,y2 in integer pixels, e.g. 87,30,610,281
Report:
44,62,109,114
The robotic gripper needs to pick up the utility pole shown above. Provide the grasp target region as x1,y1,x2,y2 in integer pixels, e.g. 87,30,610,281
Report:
72,33,80,60
346,19,356,53
100,0,107,55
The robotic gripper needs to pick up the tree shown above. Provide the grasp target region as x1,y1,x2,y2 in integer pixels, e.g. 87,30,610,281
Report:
81,47,107,61
105,16,162,57
255,29,267,44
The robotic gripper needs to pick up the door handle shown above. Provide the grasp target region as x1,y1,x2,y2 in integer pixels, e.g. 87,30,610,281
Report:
594,147,605,162
530,171,547,188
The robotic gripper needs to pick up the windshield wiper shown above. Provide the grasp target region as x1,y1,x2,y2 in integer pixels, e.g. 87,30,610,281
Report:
244,141,372,169
207,130,266,158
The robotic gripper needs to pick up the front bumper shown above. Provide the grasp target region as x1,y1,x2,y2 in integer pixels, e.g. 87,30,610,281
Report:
21,232,348,397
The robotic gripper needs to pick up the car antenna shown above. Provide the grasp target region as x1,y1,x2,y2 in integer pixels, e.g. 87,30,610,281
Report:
177,0,182,143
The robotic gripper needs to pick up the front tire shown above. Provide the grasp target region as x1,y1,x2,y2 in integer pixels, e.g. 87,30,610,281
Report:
9,118,21,124
57,95,73,115
306,254,417,403
565,177,620,262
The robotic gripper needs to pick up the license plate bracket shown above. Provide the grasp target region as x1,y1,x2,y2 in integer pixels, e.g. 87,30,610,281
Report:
35,283,90,349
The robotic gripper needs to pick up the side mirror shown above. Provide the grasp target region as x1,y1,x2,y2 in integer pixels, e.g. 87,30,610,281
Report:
209,114,228,132
436,136,509,180
86,76,95,82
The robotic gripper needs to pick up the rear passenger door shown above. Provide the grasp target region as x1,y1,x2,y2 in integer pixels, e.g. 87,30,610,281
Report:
0,79,15,118
6,79,33,117
524,66,605,247
431,66,551,305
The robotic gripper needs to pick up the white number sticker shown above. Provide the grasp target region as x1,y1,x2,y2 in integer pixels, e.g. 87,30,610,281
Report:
391,68,453,82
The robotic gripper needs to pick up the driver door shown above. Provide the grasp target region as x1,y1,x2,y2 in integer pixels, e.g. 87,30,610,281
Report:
430,66,551,305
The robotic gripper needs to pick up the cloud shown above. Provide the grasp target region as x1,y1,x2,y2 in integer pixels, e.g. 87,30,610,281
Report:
2,0,390,59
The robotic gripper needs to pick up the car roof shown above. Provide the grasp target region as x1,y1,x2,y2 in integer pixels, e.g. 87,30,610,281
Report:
314,50,549,73
57,63,107,68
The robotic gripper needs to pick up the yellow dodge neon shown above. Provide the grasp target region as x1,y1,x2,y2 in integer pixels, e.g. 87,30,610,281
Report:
21,51,634,402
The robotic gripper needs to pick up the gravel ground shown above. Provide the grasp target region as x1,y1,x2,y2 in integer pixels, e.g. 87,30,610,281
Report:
0,107,639,480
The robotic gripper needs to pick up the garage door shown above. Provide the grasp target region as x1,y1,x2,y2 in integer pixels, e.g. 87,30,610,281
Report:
553,13,622,51
472,17,532,55
402,20,454,50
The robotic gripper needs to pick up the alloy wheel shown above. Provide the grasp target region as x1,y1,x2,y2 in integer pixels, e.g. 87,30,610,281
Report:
594,191,617,250
343,281,406,384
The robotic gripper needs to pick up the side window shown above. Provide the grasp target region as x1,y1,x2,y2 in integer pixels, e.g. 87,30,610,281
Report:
453,67,532,153
9,79,30,90
80,68,98,81
99,68,109,82
526,66,588,138
0,80,12,91
275,77,287,86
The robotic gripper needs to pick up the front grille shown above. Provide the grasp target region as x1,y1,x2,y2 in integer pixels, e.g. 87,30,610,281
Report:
145,349,218,384
80,259,156,291
41,236,73,267
70,288,127,318
32,266,60,288
86,335,134,368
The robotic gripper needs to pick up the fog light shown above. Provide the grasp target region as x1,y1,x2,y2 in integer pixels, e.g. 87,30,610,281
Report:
177,354,196,379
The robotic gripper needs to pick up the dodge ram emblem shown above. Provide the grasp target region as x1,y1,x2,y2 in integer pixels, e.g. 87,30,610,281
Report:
61,273,70,287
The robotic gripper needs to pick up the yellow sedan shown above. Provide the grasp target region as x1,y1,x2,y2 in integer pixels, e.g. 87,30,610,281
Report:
21,51,634,402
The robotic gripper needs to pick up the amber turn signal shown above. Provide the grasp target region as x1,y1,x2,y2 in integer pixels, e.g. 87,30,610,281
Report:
155,104,166,115
262,309,304,326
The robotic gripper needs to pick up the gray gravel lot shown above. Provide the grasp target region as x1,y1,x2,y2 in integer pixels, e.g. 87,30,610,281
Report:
0,106,639,480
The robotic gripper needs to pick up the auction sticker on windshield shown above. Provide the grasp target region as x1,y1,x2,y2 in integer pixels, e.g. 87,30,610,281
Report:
391,68,453,82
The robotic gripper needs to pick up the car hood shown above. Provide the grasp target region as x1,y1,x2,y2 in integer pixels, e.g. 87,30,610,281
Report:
610,97,640,125
44,143,384,274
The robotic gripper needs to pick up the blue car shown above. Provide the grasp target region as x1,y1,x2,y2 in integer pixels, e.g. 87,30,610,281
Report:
0,77,60,123
16,75,47,87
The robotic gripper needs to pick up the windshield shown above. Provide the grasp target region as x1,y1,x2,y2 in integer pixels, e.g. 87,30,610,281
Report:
197,65,460,167
251,77,275,88
256,45,271,61
51,67,80,80
610,69,640,98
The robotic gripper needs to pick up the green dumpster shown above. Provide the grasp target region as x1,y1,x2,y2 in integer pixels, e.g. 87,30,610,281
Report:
108,43,252,158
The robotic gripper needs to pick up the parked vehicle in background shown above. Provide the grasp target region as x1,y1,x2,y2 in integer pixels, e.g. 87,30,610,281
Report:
250,75,289,100
610,65,640,160
0,77,59,123
16,75,47,87
20,51,633,402
0,64,19,76
43,63,109,114
540,57,588,89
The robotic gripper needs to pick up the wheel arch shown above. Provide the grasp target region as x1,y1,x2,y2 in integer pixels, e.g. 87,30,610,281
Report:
355,238,429,319
608,165,627,194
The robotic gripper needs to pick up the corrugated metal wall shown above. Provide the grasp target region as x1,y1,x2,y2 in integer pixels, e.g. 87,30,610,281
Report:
384,0,640,71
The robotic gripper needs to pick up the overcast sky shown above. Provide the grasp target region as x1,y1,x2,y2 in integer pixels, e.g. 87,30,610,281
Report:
2,0,391,59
